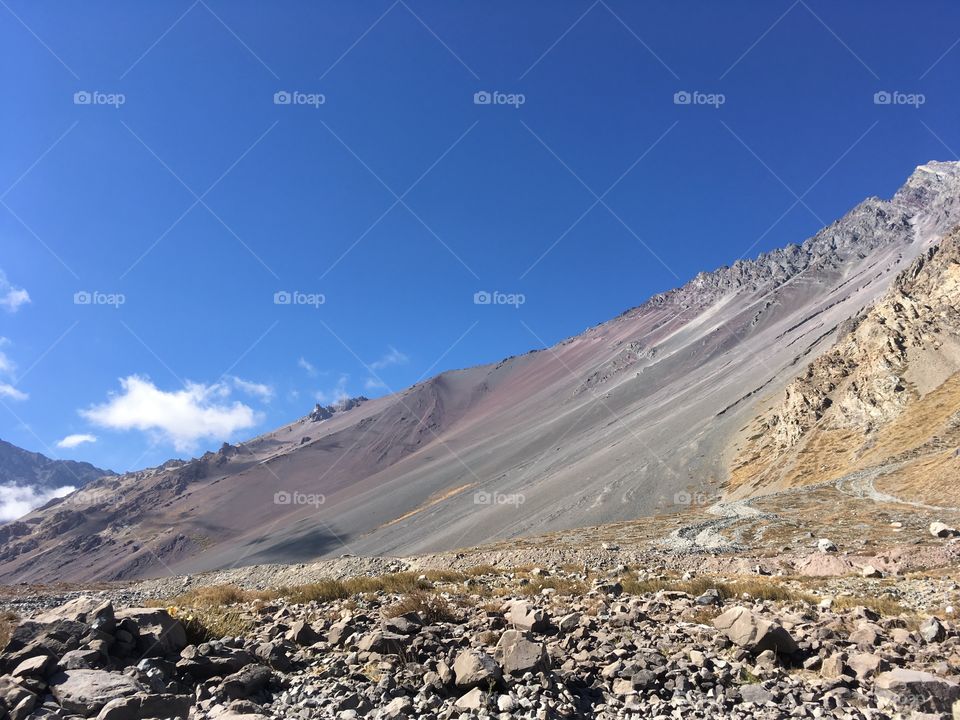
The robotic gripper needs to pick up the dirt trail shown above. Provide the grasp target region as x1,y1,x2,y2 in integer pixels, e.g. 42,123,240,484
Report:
665,460,957,552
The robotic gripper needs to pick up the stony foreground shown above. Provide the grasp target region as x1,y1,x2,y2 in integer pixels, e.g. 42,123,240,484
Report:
1,566,959,720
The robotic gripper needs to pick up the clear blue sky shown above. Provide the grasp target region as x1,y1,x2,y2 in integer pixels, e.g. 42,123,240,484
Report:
2,0,959,473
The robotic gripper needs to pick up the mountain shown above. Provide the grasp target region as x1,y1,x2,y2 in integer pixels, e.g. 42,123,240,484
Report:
729,223,960,507
3,161,960,583
0,439,112,523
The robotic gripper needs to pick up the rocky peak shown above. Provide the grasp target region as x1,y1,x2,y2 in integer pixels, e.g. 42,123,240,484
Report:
308,396,369,423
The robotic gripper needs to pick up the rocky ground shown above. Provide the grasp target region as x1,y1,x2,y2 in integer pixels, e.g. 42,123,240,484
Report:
2,532,960,720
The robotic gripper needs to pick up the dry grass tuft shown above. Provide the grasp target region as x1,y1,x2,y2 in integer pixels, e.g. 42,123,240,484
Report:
0,610,18,649
383,590,460,624
620,576,816,605
831,595,907,616
520,577,588,597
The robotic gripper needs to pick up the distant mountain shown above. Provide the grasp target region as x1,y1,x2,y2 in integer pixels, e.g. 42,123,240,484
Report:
2,161,960,583
0,439,111,491
0,439,113,522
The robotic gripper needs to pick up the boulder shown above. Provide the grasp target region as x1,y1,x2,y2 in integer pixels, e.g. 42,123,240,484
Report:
0,675,36,720
11,654,54,678
49,669,145,716
284,620,320,646
921,617,946,643
114,608,186,658
37,598,115,634
96,692,192,720
876,669,960,714
930,522,960,539
219,664,274,701
713,607,798,654
556,612,582,632
503,601,549,633
453,649,501,688
861,565,883,578
494,630,547,675
848,653,887,679
356,631,406,655
817,538,838,553
455,687,486,710
326,621,354,646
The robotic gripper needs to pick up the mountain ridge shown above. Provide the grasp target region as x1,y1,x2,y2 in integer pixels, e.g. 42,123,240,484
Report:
2,160,960,583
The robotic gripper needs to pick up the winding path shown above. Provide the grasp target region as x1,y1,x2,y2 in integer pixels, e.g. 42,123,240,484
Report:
663,460,959,552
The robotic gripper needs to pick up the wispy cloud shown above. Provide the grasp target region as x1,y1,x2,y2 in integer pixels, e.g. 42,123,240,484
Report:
0,270,30,313
0,384,27,401
229,375,274,402
56,433,97,449
370,345,408,370
364,377,387,391
81,375,260,451
0,338,26,401
316,374,350,405
297,356,317,377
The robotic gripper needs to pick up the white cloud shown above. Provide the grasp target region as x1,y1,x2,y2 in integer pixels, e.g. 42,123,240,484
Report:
315,374,349,405
298,357,317,376
57,433,97,449
0,483,74,522
364,377,387,391
0,339,25,400
0,383,27,401
81,375,260,451
229,376,274,402
0,270,30,313
370,345,408,370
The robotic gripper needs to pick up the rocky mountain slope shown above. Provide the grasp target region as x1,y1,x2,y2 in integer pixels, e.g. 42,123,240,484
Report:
729,223,960,507
2,161,960,584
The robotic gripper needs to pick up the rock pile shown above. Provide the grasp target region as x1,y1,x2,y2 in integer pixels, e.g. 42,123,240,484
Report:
2,568,959,719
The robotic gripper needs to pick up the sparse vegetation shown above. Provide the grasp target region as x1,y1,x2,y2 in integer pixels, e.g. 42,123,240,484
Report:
520,577,588,596
831,595,907,616
619,576,817,605
383,590,460,623
0,610,17,649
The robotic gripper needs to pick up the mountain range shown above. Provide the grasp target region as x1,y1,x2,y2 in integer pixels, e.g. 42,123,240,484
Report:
2,160,960,583
0,439,111,523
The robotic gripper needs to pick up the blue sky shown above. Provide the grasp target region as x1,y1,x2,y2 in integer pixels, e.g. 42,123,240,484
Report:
1,0,959,474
